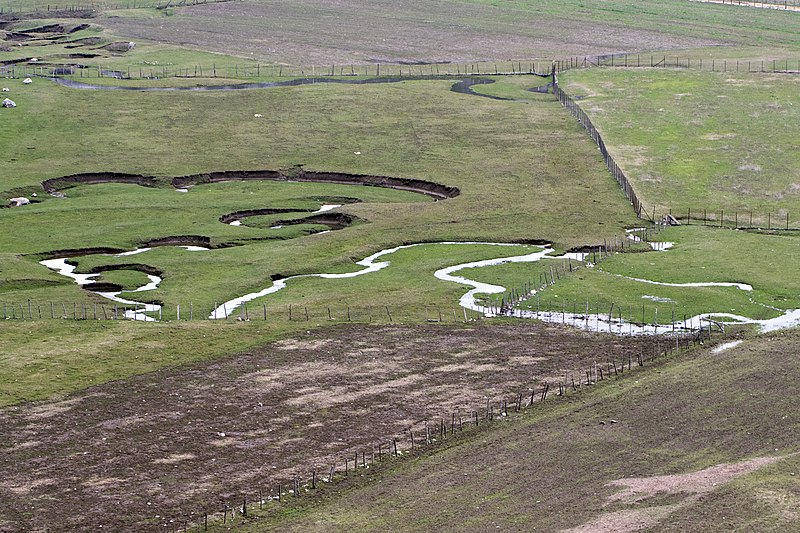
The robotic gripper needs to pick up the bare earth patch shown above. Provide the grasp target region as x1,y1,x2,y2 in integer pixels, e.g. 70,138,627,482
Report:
564,456,784,532
0,323,659,532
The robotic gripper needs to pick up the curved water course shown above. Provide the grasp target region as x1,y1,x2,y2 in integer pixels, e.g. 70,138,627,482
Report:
40,240,800,332
207,241,799,333
47,74,547,101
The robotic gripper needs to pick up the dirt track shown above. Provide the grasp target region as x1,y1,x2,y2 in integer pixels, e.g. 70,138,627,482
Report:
0,323,660,532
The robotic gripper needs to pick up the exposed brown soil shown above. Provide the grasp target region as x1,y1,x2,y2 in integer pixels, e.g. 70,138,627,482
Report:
174,169,460,200
218,208,310,225
41,172,158,194
3,32,33,42
85,262,163,277
62,36,102,46
142,235,211,249
54,52,99,58
24,24,65,34
274,212,359,231
0,323,660,532
221,208,358,230
35,168,458,201
38,246,126,259
99,41,134,53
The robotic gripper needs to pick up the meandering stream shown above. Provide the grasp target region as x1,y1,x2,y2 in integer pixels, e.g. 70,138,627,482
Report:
47,75,541,102
39,240,800,332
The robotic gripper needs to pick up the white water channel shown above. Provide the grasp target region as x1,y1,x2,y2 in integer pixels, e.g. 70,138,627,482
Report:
207,241,525,319
209,238,800,333
39,246,207,321
229,204,342,228
712,340,744,354
313,204,342,214
39,238,800,333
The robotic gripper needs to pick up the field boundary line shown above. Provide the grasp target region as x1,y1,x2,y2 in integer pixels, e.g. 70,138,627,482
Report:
552,67,645,220
173,330,703,532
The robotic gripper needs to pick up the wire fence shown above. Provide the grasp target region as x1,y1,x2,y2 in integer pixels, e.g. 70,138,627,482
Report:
159,330,701,532
0,0,234,16
554,53,800,74
691,0,800,10
553,75,644,219
0,60,552,81
3,57,797,86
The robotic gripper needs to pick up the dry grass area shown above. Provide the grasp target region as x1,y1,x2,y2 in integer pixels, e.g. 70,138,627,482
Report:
0,323,660,532
100,0,722,65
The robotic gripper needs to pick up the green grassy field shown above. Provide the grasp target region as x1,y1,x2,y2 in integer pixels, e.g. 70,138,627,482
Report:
0,72,642,405
219,330,800,532
0,320,299,406
1,1,799,530
560,68,800,220
0,75,641,316
464,226,800,324
1,61,797,406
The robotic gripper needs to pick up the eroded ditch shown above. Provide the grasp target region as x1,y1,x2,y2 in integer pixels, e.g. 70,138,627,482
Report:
32,169,455,319
35,168,460,201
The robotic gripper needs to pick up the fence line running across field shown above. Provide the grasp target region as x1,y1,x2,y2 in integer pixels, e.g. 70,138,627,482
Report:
1,293,697,332
0,61,551,81
162,330,701,532
554,54,800,74
0,0,234,16
690,0,800,11
553,73,645,219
